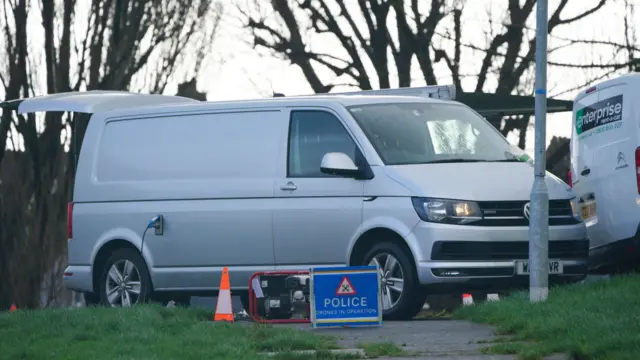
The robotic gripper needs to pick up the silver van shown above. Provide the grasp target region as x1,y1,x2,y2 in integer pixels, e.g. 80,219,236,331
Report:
3,86,588,319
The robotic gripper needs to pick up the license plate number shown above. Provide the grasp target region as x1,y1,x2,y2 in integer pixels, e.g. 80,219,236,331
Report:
515,260,563,275
581,201,597,220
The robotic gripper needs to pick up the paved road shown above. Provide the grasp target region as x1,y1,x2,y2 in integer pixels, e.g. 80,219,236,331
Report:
190,276,612,358
192,295,570,359
192,296,521,359
287,319,519,359
191,296,515,358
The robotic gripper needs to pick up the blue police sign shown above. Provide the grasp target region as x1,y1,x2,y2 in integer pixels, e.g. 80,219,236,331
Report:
309,265,382,328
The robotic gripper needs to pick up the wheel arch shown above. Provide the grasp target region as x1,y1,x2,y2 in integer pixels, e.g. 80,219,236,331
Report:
92,239,154,295
349,227,418,275
89,227,155,294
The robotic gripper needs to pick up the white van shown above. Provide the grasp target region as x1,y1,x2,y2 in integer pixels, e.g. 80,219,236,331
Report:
570,73,640,273
3,86,588,320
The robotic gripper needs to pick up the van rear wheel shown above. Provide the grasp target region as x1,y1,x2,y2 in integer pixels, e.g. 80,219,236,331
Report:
361,242,426,320
82,292,101,307
98,248,153,307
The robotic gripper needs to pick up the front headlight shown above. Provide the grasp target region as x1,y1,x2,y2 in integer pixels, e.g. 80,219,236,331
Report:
569,197,582,222
411,197,483,225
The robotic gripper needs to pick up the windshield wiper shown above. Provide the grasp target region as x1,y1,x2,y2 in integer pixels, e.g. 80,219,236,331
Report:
424,158,524,164
424,159,487,164
487,158,522,162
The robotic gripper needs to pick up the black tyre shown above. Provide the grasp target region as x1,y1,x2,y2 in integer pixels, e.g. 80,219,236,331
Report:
426,294,462,313
82,292,101,307
171,295,191,307
240,292,251,313
98,248,153,307
362,241,426,320
153,293,192,307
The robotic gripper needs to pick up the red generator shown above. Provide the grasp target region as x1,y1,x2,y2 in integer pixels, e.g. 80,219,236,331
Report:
248,271,311,324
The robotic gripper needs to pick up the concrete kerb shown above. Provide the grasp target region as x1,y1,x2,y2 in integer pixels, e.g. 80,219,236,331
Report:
259,348,366,357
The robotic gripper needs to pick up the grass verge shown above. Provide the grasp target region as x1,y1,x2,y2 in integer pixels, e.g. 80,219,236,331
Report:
0,304,346,360
358,341,405,357
453,274,640,360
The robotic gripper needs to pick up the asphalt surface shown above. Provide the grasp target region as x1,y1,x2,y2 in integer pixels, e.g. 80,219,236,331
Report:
190,295,566,359
191,276,612,359
288,319,522,359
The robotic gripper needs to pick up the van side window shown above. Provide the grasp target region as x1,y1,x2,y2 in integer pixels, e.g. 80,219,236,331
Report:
288,110,357,177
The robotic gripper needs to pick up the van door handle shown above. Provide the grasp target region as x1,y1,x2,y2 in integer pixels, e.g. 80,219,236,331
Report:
581,167,591,176
280,182,298,191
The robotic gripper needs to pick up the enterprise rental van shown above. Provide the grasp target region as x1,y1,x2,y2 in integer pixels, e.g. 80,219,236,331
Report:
2,87,588,320
570,73,640,273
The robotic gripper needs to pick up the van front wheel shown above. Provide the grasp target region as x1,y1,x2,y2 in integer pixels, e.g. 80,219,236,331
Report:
362,242,426,320
98,248,153,307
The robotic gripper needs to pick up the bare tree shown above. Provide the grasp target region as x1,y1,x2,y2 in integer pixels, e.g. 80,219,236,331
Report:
0,0,223,309
241,0,626,146
629,4,638,71
240,0,456,92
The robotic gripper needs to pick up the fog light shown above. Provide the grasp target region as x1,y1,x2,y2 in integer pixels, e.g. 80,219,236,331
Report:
441,270,461,276
433,269,466,277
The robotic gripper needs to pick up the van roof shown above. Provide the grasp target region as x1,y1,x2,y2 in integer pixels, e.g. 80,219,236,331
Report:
574,73,640,103
181,94,450,108
138,94,456,116
119,94,454,119
2,90,454,117
2,86,575,118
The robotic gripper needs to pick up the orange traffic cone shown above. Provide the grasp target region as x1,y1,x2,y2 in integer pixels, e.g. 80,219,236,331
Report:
8,303,17,312
214,267,234,322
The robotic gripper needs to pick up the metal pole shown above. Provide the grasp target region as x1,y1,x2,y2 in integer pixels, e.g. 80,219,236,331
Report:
529,0,549,303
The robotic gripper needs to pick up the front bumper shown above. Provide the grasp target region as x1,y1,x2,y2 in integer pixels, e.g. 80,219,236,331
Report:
409,221,589,292
417,259,588,294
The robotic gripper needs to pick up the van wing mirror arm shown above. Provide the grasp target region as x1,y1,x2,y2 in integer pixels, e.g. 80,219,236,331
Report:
354,163,374,180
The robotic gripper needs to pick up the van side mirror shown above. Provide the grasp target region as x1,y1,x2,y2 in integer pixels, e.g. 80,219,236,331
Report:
320,152,360,177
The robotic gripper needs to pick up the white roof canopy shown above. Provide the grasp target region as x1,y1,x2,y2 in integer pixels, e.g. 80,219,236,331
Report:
1,90,199,114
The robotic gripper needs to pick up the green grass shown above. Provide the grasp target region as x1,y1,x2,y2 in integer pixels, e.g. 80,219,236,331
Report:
0,304,348,360
453,274,640,360
357,341,405,357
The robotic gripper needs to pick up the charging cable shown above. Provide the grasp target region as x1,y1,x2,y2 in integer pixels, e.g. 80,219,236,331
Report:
141,215,162,254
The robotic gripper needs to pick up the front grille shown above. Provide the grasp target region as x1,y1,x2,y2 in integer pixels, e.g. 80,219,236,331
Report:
431,240,589,261
475,199,580,226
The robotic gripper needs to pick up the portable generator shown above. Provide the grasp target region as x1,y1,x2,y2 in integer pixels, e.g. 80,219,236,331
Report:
248,271,311,323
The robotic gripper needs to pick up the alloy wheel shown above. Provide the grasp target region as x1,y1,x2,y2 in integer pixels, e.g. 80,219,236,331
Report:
105,259,142,307
368,253,405,310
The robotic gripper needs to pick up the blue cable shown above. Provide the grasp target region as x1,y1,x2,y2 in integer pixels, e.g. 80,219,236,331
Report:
140,215,160,254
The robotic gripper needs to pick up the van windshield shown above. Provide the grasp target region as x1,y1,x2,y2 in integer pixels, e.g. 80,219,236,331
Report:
347,102,523,165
